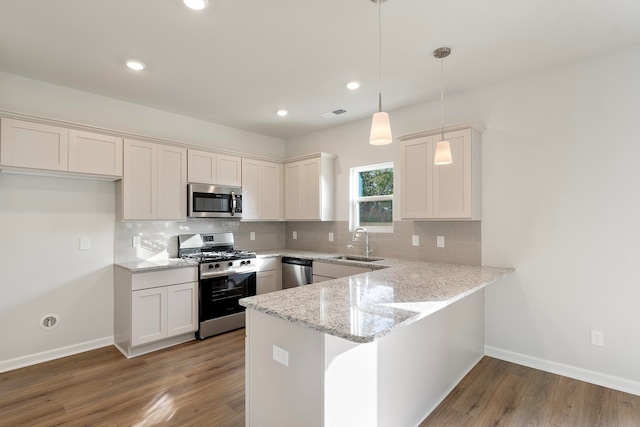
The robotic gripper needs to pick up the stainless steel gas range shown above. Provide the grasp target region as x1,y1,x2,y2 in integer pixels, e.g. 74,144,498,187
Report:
177,232,257,339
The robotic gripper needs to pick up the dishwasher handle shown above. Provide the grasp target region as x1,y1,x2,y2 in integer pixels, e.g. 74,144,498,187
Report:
282,256,313,267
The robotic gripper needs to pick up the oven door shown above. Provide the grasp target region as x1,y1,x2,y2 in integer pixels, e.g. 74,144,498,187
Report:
199,271,256,323
188,183,243,218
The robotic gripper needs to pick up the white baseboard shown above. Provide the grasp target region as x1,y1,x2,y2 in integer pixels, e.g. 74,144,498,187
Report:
485,345,640,396
0,336,114,373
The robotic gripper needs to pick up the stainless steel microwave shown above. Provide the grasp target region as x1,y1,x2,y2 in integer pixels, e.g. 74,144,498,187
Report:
188,184,243,218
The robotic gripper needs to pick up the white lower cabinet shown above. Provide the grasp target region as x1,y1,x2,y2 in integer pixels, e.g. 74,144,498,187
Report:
256,256,280,294
115,266,198,358
312,261,371,283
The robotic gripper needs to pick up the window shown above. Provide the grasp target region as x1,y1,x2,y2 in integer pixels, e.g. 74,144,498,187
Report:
350,162,393,233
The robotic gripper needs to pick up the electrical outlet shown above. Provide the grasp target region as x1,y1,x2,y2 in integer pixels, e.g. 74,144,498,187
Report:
292,231,297,240
329,232,334,242
132,236,142,248
250,232,256,241
591,330,604,347
437,236,445,248
273,345,289,366
412,235,419,246
79,237,91,251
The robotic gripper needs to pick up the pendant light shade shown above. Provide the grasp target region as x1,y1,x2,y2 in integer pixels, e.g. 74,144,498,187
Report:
370,111,392,145
434,47,452,165
369,0,392,146
434,140,452,164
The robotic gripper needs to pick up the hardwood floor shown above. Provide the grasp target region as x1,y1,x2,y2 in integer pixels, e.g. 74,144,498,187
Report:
420,357,640,427
2,332,640,426
0,329,246,426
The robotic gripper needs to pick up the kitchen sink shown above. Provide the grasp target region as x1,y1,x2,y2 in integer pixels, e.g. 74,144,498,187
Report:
332,255,384,262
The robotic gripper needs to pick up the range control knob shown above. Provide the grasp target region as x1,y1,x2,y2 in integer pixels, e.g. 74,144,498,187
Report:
208,264,214,269
214,263,220,268
228,262,233,267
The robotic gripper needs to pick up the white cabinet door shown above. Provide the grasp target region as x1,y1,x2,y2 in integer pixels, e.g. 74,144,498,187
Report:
188,149,217,184
217,154,242,186
261,161,283,220
157,145,187,220
301,158,321,220
433,129,473,218
242,159,283,221
123,139,157,220
68,130,123,177
0,118,69,171
241,158,260,220
401,137,433,219
257,270,278,295
131,286,168,346
284,162,301,220
167,282,198,337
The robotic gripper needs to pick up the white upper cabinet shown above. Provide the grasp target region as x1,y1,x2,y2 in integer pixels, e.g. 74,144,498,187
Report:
1,118,69,171
0,118,123,178
400,124,482,220
120,139,186,221
284,153,335,221
242,158,283,221
68,129,123,176
157,145,188,220
187,149,241,186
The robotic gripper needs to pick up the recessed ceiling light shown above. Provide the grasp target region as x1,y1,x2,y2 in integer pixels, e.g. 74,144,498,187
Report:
346,81,360,90
125,60,145,71
183,0,208,11
276,110,289,117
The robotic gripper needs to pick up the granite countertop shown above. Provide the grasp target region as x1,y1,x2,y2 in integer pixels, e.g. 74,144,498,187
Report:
242,251,514,343
115,258,199,272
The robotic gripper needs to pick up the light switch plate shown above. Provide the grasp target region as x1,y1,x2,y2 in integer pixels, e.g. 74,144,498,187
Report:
250,232,256,241
132,236,141,248
329,232,334,242
79,237,91,251
437,236,445,248
292,231,297,240
273,345,289,366
412,235,419,246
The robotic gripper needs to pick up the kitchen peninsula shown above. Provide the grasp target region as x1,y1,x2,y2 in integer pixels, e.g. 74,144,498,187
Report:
240,255,513,427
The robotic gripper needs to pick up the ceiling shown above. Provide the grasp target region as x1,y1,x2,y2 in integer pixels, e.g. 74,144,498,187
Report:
1,0,640,140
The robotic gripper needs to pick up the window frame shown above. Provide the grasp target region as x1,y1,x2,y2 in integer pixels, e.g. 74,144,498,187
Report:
349,162,394,233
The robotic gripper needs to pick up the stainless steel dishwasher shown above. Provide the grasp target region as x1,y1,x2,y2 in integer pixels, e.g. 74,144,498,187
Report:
281,257,313,289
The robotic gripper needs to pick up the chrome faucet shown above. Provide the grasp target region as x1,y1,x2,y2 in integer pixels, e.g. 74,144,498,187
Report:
351,227,372,257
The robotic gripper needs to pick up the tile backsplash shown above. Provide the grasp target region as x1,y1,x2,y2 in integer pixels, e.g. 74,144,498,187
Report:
285,221,481,265
115,219,285,263
116,219,480,266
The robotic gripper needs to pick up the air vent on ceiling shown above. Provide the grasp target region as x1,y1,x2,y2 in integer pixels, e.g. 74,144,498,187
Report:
321,108,348,118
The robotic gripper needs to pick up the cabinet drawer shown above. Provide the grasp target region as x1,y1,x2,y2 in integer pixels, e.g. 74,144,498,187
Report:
256,256,278,272
313,262,370,279
132,267,198,291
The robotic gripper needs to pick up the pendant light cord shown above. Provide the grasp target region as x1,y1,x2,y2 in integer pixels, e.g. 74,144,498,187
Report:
440,55,445,141
378,0,383,112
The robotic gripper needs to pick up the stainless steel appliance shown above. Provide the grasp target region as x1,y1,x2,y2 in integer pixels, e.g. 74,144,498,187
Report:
281,256,313,289
188,184,243,218
178,233,256,339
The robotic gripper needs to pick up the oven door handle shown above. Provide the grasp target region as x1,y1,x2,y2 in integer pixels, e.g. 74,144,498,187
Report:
201,269,239,279
230,192,237,216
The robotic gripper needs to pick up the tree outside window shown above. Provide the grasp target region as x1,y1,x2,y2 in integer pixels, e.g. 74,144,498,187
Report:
350,163,393,232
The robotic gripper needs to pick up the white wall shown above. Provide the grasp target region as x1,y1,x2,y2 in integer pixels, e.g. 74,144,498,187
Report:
286,45,640,389
0,72,286,159
0,174,115,366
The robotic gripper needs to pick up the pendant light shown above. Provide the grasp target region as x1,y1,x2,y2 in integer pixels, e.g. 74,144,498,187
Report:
433,47,453,165
369,0,392,146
